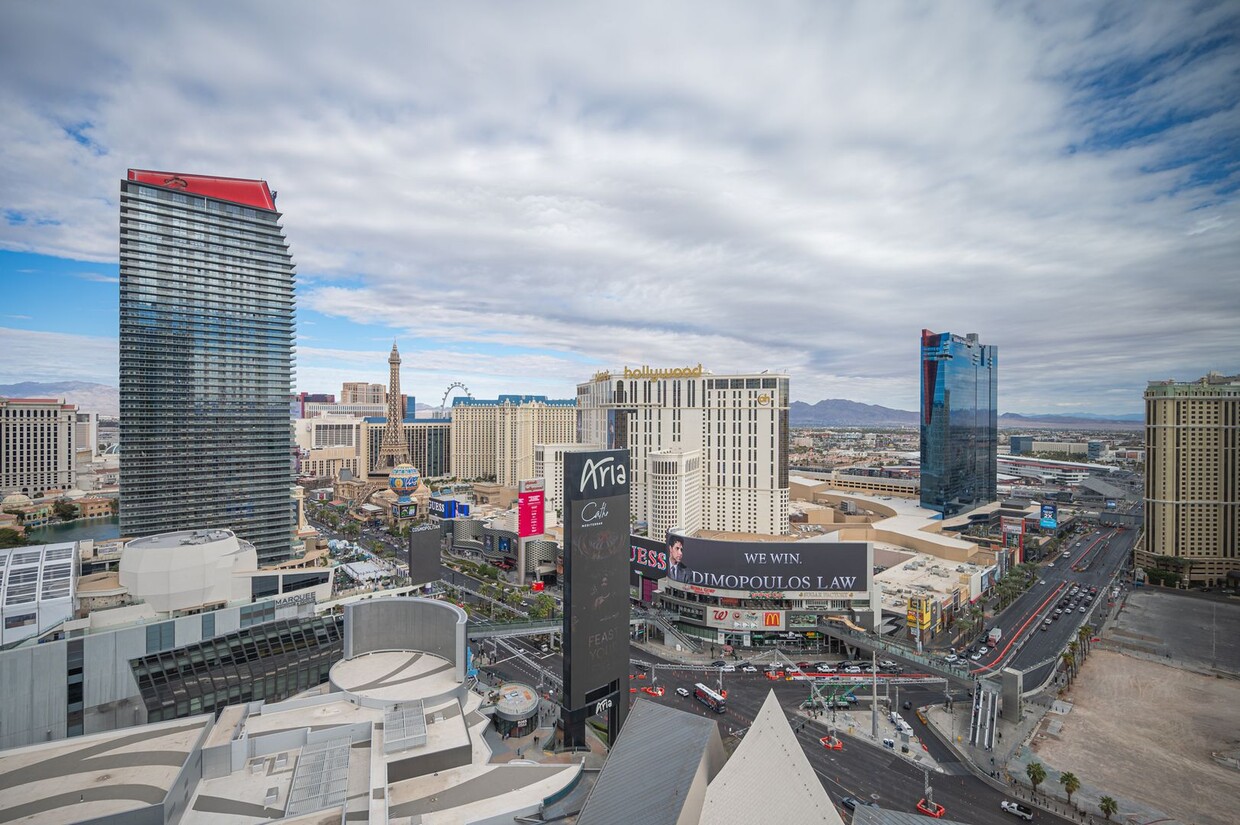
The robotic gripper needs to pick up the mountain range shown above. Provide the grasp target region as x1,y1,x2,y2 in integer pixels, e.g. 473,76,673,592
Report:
789,399,1143,429
0,382,1143,429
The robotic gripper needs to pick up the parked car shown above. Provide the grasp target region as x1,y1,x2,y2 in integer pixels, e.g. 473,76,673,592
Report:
945,654,959,663
844,666,862,674
1001,800,1035,820
675,687,690,697
720,664,736,672
710,660,727,667
741,665,758,673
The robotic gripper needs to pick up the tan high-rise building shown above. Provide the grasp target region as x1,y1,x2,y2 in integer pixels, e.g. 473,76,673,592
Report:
0,398,77,497
1139,372,1239,586
577,367,790,537
449,396,577,485
341,382,386,405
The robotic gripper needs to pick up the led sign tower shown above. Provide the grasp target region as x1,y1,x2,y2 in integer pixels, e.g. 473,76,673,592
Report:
561,449,631,748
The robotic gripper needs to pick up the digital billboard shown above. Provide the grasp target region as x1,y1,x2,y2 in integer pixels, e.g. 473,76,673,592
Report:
406,524,441,586
1040,503,1058,529
906,595,932,632
518,478,545,538
562,449,631,747
663,532,870,595
393,502,418,519
629,535,668,586
429,497,457,519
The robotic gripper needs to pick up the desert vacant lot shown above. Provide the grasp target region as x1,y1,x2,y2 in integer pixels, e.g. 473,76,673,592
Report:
1034,650,1240,825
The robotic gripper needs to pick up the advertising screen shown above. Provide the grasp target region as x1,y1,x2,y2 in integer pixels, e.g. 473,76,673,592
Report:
518,478,545,538
629,535,668,586
663,532,870,594
393,503,418,519
1039,503,1058,529
406,525,441,585
429,497,457,519
562,449,631,731
498,536,511,554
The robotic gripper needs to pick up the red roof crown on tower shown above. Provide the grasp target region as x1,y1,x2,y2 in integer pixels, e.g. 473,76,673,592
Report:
127,169,276,211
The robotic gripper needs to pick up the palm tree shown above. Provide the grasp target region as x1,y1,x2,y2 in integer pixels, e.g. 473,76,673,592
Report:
1060,771,1080,804
1078,625,1092,658
1061,652,1075,683
1099,796,1118,820
1068,640,1080,675
1026,761,1047,795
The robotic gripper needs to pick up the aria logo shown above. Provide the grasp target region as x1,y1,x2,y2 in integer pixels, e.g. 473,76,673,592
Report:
578,455,626,493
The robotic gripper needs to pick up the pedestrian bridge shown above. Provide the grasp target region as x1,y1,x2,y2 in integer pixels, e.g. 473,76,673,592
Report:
466,616,652,640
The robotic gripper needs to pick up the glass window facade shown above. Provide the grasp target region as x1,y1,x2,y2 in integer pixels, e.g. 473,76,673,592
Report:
920,330,997,517
132,614,343,723
118,174,295,562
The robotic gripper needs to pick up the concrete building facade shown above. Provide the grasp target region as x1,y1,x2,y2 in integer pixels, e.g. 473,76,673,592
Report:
1140,373,1240,586
0,397,77,497
449,396,577,484
577,367,790,536
341,381,386,405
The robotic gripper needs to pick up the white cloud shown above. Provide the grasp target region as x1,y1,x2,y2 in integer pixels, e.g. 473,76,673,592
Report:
0,327,118,384
1,1,1237,412
74,272,119,283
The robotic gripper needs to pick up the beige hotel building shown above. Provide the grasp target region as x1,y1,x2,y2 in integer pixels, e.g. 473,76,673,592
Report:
1140,372,1239,586
577,366,790,540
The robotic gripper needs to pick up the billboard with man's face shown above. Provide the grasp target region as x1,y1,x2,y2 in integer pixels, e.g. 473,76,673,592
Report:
661,532,871,595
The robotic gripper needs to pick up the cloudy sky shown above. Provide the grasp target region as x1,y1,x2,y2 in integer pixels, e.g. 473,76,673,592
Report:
1,1,1237,414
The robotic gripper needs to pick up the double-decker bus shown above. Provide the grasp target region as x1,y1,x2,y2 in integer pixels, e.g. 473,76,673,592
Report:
693,683,727,713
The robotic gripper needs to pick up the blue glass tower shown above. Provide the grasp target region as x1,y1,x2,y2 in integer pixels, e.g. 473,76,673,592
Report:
119,170,295,561
920,330,997,517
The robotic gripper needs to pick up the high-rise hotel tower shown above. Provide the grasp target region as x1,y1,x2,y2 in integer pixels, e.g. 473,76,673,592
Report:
119,170,295,561
577,366,790,539
1140,373,1239,587
920,330,998,517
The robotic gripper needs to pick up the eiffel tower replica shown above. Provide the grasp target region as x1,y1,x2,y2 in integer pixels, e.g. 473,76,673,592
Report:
376,342,410,471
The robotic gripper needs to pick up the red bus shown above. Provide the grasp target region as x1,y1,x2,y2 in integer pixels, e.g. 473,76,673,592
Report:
693,683,727,713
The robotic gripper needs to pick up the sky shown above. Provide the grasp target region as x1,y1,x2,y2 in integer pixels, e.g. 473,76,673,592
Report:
1,2,1237,415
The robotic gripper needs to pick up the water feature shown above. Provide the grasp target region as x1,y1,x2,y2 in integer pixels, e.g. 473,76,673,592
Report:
25,515,120,544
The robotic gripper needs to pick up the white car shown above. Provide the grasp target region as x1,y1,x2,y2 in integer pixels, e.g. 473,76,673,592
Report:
944,654,959,663
844,666,862,674
741,665,758,673
1048,562,1056,568
979,646,989,655
1001,800,1035,820
720,664,736,672
675,687,690,697
970,652,982,661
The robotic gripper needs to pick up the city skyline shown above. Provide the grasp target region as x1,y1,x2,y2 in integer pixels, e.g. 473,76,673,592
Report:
2,3,1238,413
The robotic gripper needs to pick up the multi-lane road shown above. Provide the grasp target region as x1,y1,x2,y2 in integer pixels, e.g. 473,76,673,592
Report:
969,526,1135,686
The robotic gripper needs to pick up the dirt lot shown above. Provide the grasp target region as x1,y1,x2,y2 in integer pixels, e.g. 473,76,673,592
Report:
1033,650,1240,825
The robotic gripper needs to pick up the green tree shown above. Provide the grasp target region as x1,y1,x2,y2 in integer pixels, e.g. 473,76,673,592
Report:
1059,771,1080,804
0,528,28,549
52,500,78,521
530,593,555,619
1026,761,1047,795
1099,796,1118,820
1077,625,1092,658
1061,652,1075,683
107,498,119,516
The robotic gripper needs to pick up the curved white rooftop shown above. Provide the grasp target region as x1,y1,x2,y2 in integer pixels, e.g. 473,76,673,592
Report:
119,529,257,613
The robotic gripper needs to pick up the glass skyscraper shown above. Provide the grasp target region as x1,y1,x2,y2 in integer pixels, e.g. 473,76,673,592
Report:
920,329,997,517
120,170,295,561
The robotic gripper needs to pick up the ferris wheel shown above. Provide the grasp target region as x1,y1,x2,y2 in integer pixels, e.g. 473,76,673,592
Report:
440,382,472,412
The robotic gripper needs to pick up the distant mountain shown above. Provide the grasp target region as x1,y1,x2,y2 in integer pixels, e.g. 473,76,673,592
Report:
790,399,918,427
0,381,119,418
996,413,1142,430
790,399,1142,429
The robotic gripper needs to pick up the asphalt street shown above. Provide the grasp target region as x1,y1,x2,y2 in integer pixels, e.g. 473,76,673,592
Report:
481,643,1072,825
966,526,1135,687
